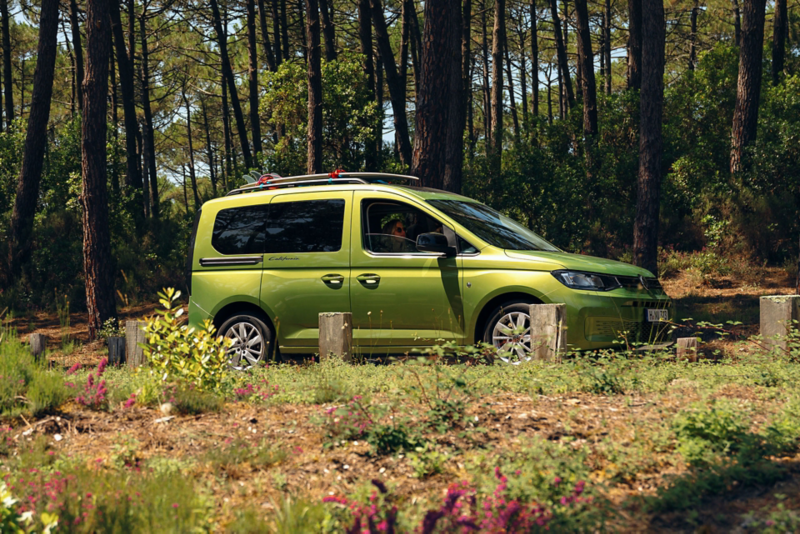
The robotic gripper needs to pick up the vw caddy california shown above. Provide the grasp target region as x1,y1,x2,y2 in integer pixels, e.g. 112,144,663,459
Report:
187,172,672,368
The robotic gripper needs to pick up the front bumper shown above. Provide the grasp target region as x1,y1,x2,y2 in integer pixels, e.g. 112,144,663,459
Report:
565,289,673,350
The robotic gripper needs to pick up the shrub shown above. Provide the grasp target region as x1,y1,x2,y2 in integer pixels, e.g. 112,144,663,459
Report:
143,288,230,392
0,334,69,418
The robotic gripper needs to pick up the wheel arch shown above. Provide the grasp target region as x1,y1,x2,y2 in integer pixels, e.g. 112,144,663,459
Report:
472,291,544,344
212,301,275,336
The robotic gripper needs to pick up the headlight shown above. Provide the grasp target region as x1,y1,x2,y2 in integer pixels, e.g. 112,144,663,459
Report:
551,270,621,291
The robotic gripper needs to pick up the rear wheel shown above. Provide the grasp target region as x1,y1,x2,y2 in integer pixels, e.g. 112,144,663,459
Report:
482,302,535,365
218,313,273,370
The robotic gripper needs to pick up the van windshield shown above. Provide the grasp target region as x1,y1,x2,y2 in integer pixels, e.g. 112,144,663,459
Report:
428,199,560,252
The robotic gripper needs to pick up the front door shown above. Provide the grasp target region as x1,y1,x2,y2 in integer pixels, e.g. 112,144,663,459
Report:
259,191,353,351
350,192,463,353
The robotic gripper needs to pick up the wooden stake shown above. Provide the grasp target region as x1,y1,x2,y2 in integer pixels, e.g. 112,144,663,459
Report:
529,304,567,360
108,336,125,366
29,333,47,362
318,312,353,362
125,320,147,368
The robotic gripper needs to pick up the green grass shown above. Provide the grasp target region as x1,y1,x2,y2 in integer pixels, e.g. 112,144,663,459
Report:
0,335,70,418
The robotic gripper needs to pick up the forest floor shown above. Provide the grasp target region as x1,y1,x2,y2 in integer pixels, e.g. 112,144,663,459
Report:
2,265,800,532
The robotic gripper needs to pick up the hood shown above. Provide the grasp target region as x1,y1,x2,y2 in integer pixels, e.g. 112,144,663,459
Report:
504,250,655,277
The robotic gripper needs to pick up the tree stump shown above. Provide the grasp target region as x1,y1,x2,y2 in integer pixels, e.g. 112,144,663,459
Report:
108,336,126,366
29,333,47,362
319,312,353,362
529,304,567,360
125,320,147,368
676,337,699,362
760,296,800,353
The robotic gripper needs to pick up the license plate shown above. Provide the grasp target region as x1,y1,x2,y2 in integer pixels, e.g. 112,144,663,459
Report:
647,309,669,322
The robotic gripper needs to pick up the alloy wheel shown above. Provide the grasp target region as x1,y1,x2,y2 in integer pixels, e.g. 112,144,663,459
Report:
224,321,265,370
491,311,532,364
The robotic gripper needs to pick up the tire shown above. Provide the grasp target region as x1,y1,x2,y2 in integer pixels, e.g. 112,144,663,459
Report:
218,313,274,370
481,301,536,365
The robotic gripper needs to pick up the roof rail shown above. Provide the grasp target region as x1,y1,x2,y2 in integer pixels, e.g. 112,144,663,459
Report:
226,171,419,196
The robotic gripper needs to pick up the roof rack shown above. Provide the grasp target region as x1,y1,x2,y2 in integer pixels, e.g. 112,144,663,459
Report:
226,172,419,196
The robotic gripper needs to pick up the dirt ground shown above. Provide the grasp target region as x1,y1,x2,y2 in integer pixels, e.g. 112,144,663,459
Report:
5,267,800,531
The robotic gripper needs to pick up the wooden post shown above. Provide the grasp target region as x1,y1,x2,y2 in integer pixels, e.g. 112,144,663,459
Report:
676,337,698,362
529,304,567,360
319,312,353,362
108,336,126,366
29,333,47,362
125,320,147,368
760,295,800,352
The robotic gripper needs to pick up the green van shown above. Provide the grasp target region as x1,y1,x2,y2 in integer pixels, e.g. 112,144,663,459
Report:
187,172,672,368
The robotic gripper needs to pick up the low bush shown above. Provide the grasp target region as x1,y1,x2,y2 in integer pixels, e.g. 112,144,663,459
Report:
143,288,230,392
0,334,69,418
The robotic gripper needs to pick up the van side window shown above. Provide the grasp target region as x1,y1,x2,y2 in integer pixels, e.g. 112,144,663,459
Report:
266,199,345,253
362,199,444,254
212,205,268,255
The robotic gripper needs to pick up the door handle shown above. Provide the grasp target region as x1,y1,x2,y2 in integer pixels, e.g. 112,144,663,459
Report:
321,274,344,284
356,273,381,285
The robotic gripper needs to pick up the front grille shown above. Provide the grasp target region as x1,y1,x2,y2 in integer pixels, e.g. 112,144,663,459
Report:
616,276,663,292
624,300,672,308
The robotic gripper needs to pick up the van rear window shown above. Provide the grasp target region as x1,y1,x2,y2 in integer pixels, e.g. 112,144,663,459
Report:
212,205,269,255
211,199,345,255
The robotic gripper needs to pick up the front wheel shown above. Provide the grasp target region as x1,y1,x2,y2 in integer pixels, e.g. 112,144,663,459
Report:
218,313,273,370
482,302,535,365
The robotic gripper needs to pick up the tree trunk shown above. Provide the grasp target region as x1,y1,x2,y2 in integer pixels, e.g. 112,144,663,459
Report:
520,24,528,125
409,0,423,94
732,0,741,46
358,0,378,169
306,0,323,173
140,13,159,218
109,1,144,220
604,0,611,94
546,64,553,124
247,0,263,158
504,42,520,142
730,0,767,174
271,0,282,65
402,0,419,97
550,0,575,111
371,0,413,166
490,0,505,160
1,0,13,124
68,0,84,112
318,0,337,61
574,0,597,138
481,0,491,146
632,0,665,275
280,0,290,58
7,0,58,279
413,0,459,190
531,0,539,117
183,89,200,209
771,0,787,84
81,0,117,340
400,0,410,97
222,75,232,190
627,0,642,90
257,0,277,71
201,96,217,197
210,0,254,169
110,47,119,196
689,0,698,70
443,0,467,193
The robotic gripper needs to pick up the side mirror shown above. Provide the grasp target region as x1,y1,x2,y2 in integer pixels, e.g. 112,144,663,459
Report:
416,233,456,257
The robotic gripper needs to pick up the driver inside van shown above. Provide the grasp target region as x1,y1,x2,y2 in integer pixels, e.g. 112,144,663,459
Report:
379,219,413,252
